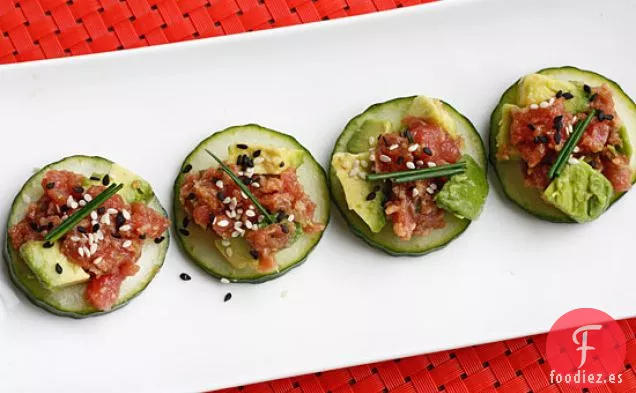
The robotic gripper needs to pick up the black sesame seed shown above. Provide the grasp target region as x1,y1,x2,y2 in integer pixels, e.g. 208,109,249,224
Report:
73,186,84,194
29,222,39,231
154,236,165,244
276,211,287,222
279,161,285,168
397,157,404,165
216,192,225,201
590,161,598,169
209,214,215,225
55,263,63,274
179,228,190,236
92,223,100,233
404,129,414,143
382,136,389,146
584,84,591,94
46,182,55,189
102,175,110,186
115,212,126,228
597,111,605,121
423,147,433,156
182,164,193,174
236,143,248,150
527,124,536,131
139,234,147,240
556,90,563,98
60,205,69,213
112,232,122,239
589,93,597,102
249,249,260,259
252,149,261,158
224,292,232,302
533,136,541,144
605,114,614,120
180,273,191,281
47,222,53,231
366,192,377,201
242,177,252,185
77,226,87,234
553,115,563,131
554,132,562,144
236,154,244,166
97,207,106,215
43,241,54,249
562,92,574,100
281,224,289,233
90,176,101,181
245,157,254,168
187,193,196,201
540,135,549,144
182,217,190,228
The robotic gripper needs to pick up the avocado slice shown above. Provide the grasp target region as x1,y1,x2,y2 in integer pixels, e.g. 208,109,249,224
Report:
435,155,488,220
84,164,153,203
496,104,521,160
228,144,304,175
19,241,90,290
543,161,613,223
346,120,392,153
332,152,385,233
406,96,457,138
517,73,587,113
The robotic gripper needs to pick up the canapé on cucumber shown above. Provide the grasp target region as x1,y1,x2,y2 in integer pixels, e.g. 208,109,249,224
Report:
174,124,330,283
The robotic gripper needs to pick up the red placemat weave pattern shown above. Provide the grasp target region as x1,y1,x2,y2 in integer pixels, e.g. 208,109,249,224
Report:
0,0,434,63
216,319,636,393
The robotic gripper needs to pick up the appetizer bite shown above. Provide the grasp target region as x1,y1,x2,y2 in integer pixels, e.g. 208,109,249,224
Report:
491,67,636,222
329,96,488,255
6,156,170,317
174,124,330,282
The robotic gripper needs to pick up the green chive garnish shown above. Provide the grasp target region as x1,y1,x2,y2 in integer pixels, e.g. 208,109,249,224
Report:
45,183,123,244
205,149,275,224
367,162,466,183
548,109,597,179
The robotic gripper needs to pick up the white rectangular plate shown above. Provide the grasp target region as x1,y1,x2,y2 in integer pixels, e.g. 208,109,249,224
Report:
1,0,635,391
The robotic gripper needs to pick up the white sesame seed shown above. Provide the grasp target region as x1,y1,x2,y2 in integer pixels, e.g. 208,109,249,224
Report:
416,160,424,167
91,220,98,227
97,231,104,241
258,215,264,222
231,231,240,238
245,221,253,229
71,236,80,242
237,208,243,215
288,214,295,222
89,243,98,255
573,146,581,153
226,247,234,257
101,215,111,225
229,210,237,218
572,116,577,123
83,246,90,257
369,154,376,162
90,211,98,220
254,157,265,164
123,240,132,248
78,247,85,257
539,101,550,109
549,97,555,105
426,187,435,195
412,188,420,197
78,200,86,207
252,224,259,230
88,233,95,243
389,144,399,151
238,171,244,176
530,104,539,110
67,195,76,208
380,155,391,163
427,162,437,168
430,183,438,190
22,194,31,203
234,221,243,229
61,215,68,221
223,197,231,204
225,210,233,218
107,208,118,215
241,191,247,199
216,180,224,189
84,194,93,202
406,162,415,170
119,224,131,231
221,239,231,246
568,157,579,165
349,168,359,178
360,160,369,168
252,182,260,188
93,257,104,266
408,144,419,152
218,220,229,227
122,209,131,220
357,171,367,180
220,278,230,284
246,210,255,217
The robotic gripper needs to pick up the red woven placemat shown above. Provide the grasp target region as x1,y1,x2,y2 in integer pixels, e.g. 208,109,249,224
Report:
4,1,636,392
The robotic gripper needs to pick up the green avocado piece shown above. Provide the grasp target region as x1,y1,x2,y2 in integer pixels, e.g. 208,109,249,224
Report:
346,120,392,153
434,155,488,220
496,104,521,160
617,125,633,157
84,164,153,203
19,241,90,290
332,152,385,233
543,161,613,223
518,74,587,113
406,96,457,138
228,144,304,175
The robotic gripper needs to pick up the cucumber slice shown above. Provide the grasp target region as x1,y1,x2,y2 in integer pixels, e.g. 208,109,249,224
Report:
329,97,488,256
4,156,170,318
489,66,636,222
173,124,330,283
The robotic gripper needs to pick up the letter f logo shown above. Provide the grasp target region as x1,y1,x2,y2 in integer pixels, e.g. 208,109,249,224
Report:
572,324,603,369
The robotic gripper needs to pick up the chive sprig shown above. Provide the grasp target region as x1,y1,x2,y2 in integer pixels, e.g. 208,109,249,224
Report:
205,149,275,224
367,162,466,183
45,183,123,244
548,109,597,179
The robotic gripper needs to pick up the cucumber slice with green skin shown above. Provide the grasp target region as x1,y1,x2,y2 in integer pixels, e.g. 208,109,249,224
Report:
489,66,636,222
4,156,170,318
329,97,488,256
173,124,330,283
